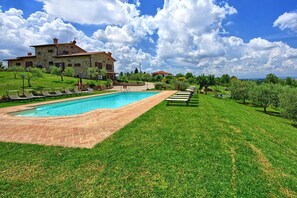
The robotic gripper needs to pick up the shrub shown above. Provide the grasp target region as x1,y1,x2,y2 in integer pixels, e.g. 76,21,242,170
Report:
64,67,74,77
50,66,61,76
88,81,96,88
174,81,189,91
154,82,166,90
178,77,187,82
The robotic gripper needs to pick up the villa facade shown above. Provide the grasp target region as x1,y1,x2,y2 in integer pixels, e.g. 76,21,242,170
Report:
5,38,116,79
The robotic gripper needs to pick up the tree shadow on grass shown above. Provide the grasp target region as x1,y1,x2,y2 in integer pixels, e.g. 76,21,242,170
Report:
166,99,199,107
256,109,282,118
291,123,297,128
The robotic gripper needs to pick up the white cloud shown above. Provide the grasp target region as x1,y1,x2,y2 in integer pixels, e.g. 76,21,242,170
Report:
1,1,297,78
274,12,297,32
37,0,140,25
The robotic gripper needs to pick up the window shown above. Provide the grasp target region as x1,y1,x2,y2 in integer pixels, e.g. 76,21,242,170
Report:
48,49,53,53
16,63,21,66
74,63,81,67
67,63,72,67
38,52,41,55
106,64,113,71
25,61,33,67
37,64,43,69
62,50,69,54
95,62,102,69
49,61,54,65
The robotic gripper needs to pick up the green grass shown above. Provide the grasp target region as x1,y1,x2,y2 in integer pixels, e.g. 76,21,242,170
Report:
0,71,107,97
0,94,296,197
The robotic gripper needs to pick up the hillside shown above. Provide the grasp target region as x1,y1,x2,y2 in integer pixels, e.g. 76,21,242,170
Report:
0,94,296,196
0,71,105,97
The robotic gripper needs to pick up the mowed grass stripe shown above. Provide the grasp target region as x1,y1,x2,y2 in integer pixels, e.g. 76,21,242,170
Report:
0,94,296,197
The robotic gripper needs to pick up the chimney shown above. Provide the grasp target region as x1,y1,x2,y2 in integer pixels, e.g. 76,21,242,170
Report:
27,52,32,56
53,38,58,44
107,52,112,56
72,40,76,45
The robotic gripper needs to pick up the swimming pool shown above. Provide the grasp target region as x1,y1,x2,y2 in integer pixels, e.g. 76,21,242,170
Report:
15,92,159,117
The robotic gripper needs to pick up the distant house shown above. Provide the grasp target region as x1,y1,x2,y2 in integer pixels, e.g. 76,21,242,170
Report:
4,38,116,79
152,70,173,77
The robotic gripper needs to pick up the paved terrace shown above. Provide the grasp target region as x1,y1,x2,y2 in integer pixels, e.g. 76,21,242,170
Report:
0,91,175,148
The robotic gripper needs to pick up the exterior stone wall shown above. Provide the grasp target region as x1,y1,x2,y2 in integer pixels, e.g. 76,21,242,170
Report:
6,40,115,79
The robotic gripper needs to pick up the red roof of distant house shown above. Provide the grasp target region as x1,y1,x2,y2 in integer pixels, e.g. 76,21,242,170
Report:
152,70,172,75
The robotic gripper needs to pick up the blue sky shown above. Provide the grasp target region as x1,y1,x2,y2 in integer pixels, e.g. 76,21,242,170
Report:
1,0,297,78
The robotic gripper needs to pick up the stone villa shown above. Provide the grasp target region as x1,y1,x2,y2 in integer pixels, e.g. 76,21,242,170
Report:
5,38,116,79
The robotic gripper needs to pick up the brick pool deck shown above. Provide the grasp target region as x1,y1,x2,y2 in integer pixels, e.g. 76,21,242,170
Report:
0,91,175,148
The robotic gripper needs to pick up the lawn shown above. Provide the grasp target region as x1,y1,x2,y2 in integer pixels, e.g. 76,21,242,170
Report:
0,71,107,97
0,94,296,197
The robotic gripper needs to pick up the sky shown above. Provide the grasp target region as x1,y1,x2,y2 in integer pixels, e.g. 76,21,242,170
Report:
0,0,297,78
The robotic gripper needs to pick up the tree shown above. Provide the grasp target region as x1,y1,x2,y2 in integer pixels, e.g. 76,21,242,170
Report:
22,68,43,87
141,73,152,82
207,75,216,86
0,62,4,70
196,74,208,90
285,77,297,87
187,77,196,84
230,80,256,103
175,73,185,78
87,67,99,79
100,68,107,79
250,83,281,112
185,72,194,79
154,74,163,82
50,66,60,76
49,66,64,81
265,73,279,84
64,67,74,77
134,68,139,74
280,88,297,123
7,65,25,79
220,74,231,85
119,71,124,77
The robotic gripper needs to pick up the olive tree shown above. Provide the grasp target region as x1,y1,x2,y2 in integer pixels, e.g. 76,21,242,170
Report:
250,83,281,112
230,80,256,103
87,67,99,79
279,88,297,123
7,65,25,79
21,68,43,87
64,67,74,77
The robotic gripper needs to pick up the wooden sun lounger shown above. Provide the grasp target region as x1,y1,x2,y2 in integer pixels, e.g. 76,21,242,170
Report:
7,91,31,102
41,90,59,97
64,88,76,95
166,97,190,105
24,92,45,100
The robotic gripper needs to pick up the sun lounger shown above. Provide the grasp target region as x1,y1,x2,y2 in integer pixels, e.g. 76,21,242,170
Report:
73,88,82,95
64,88,75,95
175,91,193,95
166,97,190,105
24,92,45,100
7,91,31,102
81,88,94,94
53,90,65,97
41,90,60,97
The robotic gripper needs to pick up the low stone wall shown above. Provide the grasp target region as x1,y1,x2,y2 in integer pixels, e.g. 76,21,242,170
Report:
114,82,145,86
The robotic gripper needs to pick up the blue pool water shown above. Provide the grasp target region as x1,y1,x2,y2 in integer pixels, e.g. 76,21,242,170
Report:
15,92,159,117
